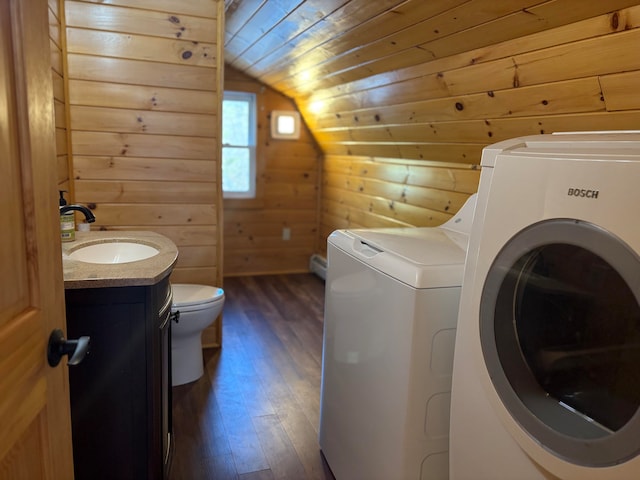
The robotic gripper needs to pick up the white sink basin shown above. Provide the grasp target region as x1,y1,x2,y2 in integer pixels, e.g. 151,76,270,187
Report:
68,241,159,264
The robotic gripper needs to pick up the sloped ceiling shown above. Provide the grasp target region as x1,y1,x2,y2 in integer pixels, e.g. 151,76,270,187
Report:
223,0,640,165
223,0,632,105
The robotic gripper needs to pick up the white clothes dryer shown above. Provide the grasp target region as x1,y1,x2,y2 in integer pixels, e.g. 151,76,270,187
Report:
450,132,640,480
319,194,477,480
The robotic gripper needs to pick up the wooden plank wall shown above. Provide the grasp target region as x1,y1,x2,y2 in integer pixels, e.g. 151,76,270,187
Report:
223,67,322,276
53,1,640,284
49,0,70,193
289,2,640,254
62,0,224,346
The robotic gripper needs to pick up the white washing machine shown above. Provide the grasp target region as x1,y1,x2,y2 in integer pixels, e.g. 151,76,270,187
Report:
319,194,477,480
450,132,640,480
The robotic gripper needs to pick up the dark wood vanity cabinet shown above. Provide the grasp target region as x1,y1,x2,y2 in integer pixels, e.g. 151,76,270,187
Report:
65,276,173,480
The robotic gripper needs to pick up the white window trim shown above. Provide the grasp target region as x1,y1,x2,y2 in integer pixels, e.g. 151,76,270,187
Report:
222,90,257,199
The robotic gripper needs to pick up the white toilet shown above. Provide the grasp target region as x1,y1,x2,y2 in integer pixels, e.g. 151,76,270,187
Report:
170,283,225,386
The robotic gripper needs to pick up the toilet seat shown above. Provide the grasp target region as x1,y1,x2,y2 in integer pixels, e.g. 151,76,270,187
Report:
171,284,224,313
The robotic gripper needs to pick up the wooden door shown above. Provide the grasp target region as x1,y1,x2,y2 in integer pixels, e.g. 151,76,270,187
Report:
0,0,75,478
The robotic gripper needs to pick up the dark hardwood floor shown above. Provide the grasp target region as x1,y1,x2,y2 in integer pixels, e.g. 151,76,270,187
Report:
169,273,336,480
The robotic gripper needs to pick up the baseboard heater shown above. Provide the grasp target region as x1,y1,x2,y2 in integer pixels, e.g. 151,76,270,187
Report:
309,254,327,280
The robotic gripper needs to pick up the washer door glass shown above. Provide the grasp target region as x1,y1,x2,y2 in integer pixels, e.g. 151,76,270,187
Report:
481,219,640,467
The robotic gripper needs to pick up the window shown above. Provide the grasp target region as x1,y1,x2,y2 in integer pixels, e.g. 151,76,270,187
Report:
222,91,256,198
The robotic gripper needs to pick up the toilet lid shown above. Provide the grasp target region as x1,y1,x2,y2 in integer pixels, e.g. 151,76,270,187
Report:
171,283,224,308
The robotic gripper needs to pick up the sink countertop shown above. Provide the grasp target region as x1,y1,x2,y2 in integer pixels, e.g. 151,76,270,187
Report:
62,231,179,289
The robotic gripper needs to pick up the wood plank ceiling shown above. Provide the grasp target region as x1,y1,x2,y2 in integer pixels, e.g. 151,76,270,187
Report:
223,0,638,134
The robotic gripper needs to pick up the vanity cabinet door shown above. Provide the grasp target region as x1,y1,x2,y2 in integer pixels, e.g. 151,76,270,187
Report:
66,277,172,480
158,289,173,474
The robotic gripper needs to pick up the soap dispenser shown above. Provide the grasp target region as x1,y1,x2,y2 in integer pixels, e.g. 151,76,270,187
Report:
59,190,75,242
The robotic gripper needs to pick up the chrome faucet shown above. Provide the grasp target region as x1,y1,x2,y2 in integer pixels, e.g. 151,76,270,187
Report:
59,204,96,224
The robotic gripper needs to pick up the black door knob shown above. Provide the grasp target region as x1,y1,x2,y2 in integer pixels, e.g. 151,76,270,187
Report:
47,329,90,367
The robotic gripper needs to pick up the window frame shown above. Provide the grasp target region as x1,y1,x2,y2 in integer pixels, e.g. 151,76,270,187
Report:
222,90,257,199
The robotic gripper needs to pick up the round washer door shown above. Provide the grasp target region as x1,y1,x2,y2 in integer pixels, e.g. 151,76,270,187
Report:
480,219,640,467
